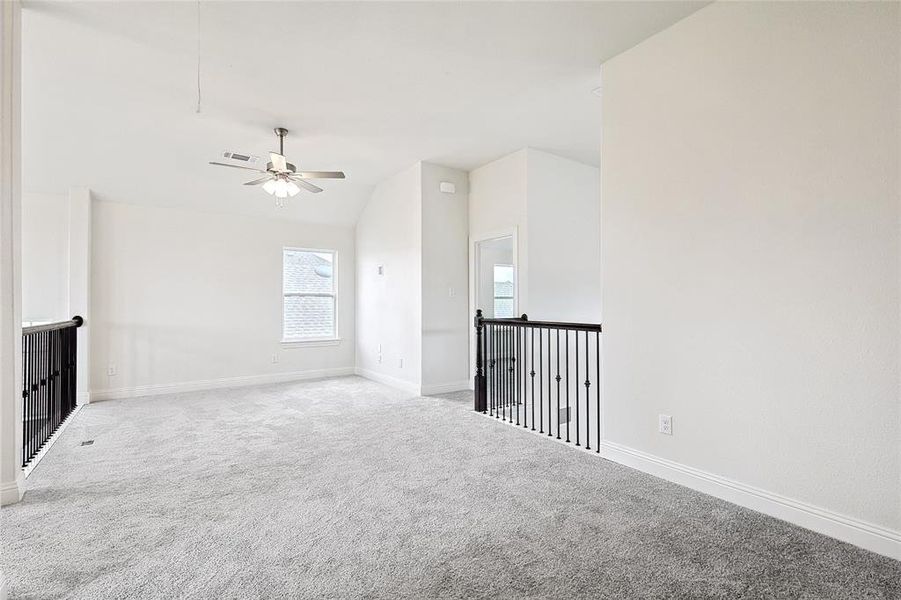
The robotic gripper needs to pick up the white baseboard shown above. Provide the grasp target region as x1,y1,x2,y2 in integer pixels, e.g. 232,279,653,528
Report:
476,412,900,561
354,368,421,396
91,367,356,401
76,391,91,405
420,380,471,396
0,471,25,507
600,440,901,561
22,405,83,479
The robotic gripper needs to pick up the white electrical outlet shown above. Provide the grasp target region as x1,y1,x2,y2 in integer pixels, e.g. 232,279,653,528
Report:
398,358,404,368
271,354,279,364
658,414,673,435
107,364,117,376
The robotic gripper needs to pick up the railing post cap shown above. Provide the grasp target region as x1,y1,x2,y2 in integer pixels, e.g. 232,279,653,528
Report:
520,313,528,320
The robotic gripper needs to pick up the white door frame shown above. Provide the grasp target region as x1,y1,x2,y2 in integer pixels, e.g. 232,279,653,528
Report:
468,227,519,387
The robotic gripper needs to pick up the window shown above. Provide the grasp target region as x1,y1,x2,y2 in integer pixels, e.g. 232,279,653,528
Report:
283,248,337,341
493,264,515,318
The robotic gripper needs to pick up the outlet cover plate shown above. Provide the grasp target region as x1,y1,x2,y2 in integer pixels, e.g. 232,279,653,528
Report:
659,414,673,435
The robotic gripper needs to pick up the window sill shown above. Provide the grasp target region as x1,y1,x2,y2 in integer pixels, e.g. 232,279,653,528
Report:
280,338,342,349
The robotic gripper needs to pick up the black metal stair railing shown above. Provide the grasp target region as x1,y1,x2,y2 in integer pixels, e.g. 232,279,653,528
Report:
474,310,602,452
21,316,83,467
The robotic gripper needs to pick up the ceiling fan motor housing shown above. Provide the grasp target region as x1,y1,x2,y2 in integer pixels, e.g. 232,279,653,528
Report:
267,161,297,174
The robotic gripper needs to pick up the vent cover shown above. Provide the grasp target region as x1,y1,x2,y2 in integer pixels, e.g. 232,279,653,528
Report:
221,151,261,167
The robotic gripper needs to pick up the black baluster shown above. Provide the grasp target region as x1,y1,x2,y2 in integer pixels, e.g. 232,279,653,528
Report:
22,333,28,465
515,324,520,426
500,324,506,422
494,324,500,419
563,329,569,443
29,332,35,461
498,324,503,420
507,325,512,423
510,325,516,424
488,324,493,417
57,329,62,424
494,325,504,419
530,328,535,431
522,326,528,429
30,332,35,461
503,325,509,422
555,330,561,439
43,331,47,446
48,330,53,434
596,330,601,453
488,325,494,417
538,328,543,434
54,329,59,430
501,325,507,421
547,327,552,437
575,332,580,447
43,331,48,442
41,331,46,450
584,331,591,451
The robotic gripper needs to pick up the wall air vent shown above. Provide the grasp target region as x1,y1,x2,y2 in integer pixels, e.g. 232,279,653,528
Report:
221,151,261,167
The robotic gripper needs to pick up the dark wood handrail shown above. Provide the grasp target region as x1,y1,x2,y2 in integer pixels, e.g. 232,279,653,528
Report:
478,313,602,333
23,316,83,335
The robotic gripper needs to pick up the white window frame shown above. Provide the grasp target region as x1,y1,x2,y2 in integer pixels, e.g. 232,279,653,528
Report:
281,247,341,347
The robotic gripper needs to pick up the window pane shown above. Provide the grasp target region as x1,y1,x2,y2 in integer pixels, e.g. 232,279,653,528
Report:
284,295,335,339
284,250,334,294
493,264,515,317
494,298,515,318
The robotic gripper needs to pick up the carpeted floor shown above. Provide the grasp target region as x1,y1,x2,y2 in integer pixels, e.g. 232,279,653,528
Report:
2,376,899,599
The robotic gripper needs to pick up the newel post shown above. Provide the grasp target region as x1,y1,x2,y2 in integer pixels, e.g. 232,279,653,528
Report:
474,309,487,412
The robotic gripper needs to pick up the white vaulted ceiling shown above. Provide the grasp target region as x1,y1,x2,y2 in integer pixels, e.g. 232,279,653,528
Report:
22,1,705,225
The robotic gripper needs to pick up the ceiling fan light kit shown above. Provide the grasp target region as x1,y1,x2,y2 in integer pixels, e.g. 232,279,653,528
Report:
209,127,346,206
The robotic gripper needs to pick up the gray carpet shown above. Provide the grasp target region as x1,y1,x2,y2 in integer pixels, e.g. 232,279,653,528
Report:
2,376,899,599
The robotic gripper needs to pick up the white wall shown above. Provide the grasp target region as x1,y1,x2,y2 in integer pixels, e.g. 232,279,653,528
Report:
468,148,601,322
355,161,471,394
67,187,91,404
355,163,422,391
421,162,470,393
21,192,67,323
527,149,601,322
469,149,529,312
22,189,92,402
91,201,355,397
602,0,900,541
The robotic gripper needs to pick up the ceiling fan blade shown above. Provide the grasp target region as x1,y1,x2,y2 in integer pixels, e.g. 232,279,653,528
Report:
209,161,268,173
243,176,272,186
290,178,323,193
270,152,288,172
294,171,346,179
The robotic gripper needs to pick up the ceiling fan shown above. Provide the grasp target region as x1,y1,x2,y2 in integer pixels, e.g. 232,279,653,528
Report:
209,128,345,203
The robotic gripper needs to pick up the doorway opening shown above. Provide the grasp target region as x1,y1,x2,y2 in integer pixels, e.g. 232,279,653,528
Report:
473,235,517,319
